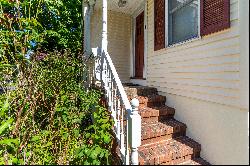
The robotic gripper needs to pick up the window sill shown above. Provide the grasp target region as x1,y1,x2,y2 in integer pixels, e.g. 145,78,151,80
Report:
130,77,146,80
166,36,201,49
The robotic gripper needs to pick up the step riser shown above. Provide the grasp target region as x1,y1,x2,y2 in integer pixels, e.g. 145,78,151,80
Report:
142,116,174,124
137,96,166,108
141,122,187,143
139,148,201,165
139,106,175,118
138,136,202,165
140,154,193,165
161,155,193,165
140,102,165,107
142,131,186,145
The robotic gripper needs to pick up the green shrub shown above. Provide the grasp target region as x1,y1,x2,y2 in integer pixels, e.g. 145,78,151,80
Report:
0,1,115,164
0,51,114,165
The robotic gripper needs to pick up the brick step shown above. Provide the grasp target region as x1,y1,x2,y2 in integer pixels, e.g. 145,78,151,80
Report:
139,106,175,124
136,95,166,107
178,158,210,165
141,119,187,145
138,136,201,165
124,85,158,99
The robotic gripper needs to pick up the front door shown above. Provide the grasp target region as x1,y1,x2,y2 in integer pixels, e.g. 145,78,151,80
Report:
135,11,144,79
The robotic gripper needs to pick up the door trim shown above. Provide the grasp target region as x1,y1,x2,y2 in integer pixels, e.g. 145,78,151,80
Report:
131,1,147,80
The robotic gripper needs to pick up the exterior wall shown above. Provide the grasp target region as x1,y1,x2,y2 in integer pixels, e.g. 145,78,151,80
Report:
145,0,249,165
161,92,249,165
91,9,132,83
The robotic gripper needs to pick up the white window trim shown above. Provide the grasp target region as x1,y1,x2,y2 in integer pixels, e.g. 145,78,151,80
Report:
131,1,147,81
165,0,201,48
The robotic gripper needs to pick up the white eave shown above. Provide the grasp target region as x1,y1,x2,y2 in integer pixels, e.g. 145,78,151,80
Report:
95,0,144,15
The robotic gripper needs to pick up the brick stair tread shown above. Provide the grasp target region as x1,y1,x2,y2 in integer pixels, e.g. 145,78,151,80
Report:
124,86,158,98
139,105,175,118
138,136,201,165
178,158,210,165
137,95,166,104
142,119,187,140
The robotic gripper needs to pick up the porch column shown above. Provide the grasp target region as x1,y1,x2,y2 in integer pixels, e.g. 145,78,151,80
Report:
102,0,108,53
83,1,95,57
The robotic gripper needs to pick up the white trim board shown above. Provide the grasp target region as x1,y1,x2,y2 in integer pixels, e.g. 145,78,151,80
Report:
165,0,201,48
130,1,148,81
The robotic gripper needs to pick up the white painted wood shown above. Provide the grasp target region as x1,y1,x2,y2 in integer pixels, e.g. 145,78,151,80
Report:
95,0,144,14
129,1,148,80
129,98,141,165
94,50,142,164
165,0,201,47
102,0,108,53
84,4,91,56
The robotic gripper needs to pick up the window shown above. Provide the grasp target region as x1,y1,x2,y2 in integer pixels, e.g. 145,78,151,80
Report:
167,0,199,46
154,0,230,50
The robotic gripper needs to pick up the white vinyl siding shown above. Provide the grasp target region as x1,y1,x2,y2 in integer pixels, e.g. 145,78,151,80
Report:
146,0,241,108
91,9,132,83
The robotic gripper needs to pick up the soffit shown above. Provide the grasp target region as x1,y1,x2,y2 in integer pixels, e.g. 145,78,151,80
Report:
95,0,144,15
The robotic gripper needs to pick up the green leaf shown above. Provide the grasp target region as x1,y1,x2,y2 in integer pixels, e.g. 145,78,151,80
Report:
90,150,98,159
84,161,90,165
45,142,53,147
31,136,40,142
85,133,91,139
0,138,19,146
103,135,111,144
92,159,101,165
0,99,9,116
0,118,14,135
63,132,69,139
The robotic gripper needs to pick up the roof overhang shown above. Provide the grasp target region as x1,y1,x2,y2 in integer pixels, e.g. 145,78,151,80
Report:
95,0,145,15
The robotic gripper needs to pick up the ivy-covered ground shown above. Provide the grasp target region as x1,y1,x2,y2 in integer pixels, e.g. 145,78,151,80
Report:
0,0,114,165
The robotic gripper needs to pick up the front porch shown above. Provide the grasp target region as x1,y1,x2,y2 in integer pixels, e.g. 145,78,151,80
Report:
84,0,210,165
87,0,147,84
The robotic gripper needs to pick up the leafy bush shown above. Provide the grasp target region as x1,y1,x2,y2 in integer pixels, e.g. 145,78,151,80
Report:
0,51,114,165
0,0,114,165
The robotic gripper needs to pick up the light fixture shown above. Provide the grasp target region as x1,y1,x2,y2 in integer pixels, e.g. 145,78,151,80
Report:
118,0,127,7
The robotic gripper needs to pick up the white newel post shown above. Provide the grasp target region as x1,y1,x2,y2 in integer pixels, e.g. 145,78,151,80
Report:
129,98,141,165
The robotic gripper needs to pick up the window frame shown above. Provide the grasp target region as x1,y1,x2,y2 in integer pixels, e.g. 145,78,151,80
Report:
165,0,201,48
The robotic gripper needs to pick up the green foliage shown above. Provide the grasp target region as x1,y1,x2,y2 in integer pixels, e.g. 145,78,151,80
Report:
0,0,114,165
0,52,114,165
0,0,83,65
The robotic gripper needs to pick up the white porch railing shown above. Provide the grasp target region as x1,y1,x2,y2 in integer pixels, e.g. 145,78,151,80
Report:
84,0,141,164
90,50,141,165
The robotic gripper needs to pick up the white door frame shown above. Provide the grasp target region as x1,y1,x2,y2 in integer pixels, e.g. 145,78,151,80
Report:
130,1,147,85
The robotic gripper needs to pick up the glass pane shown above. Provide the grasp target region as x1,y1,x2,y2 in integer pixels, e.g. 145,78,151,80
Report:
168,0,199,45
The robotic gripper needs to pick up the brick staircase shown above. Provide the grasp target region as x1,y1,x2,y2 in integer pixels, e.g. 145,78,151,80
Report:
124,84,210,165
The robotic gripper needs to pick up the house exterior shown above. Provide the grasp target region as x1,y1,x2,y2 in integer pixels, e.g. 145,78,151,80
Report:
84,0,249,165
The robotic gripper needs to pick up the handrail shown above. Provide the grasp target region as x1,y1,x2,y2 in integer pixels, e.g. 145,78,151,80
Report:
90,50,141,165
103,51,132,112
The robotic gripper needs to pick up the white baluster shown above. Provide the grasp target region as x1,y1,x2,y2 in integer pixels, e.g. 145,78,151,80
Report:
110,73,117,129
100,52,104,87
129,98,141,165
113,86,118,136
125,107,130,165
115,87,120,141
119,98,126,163
104,58,108,93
